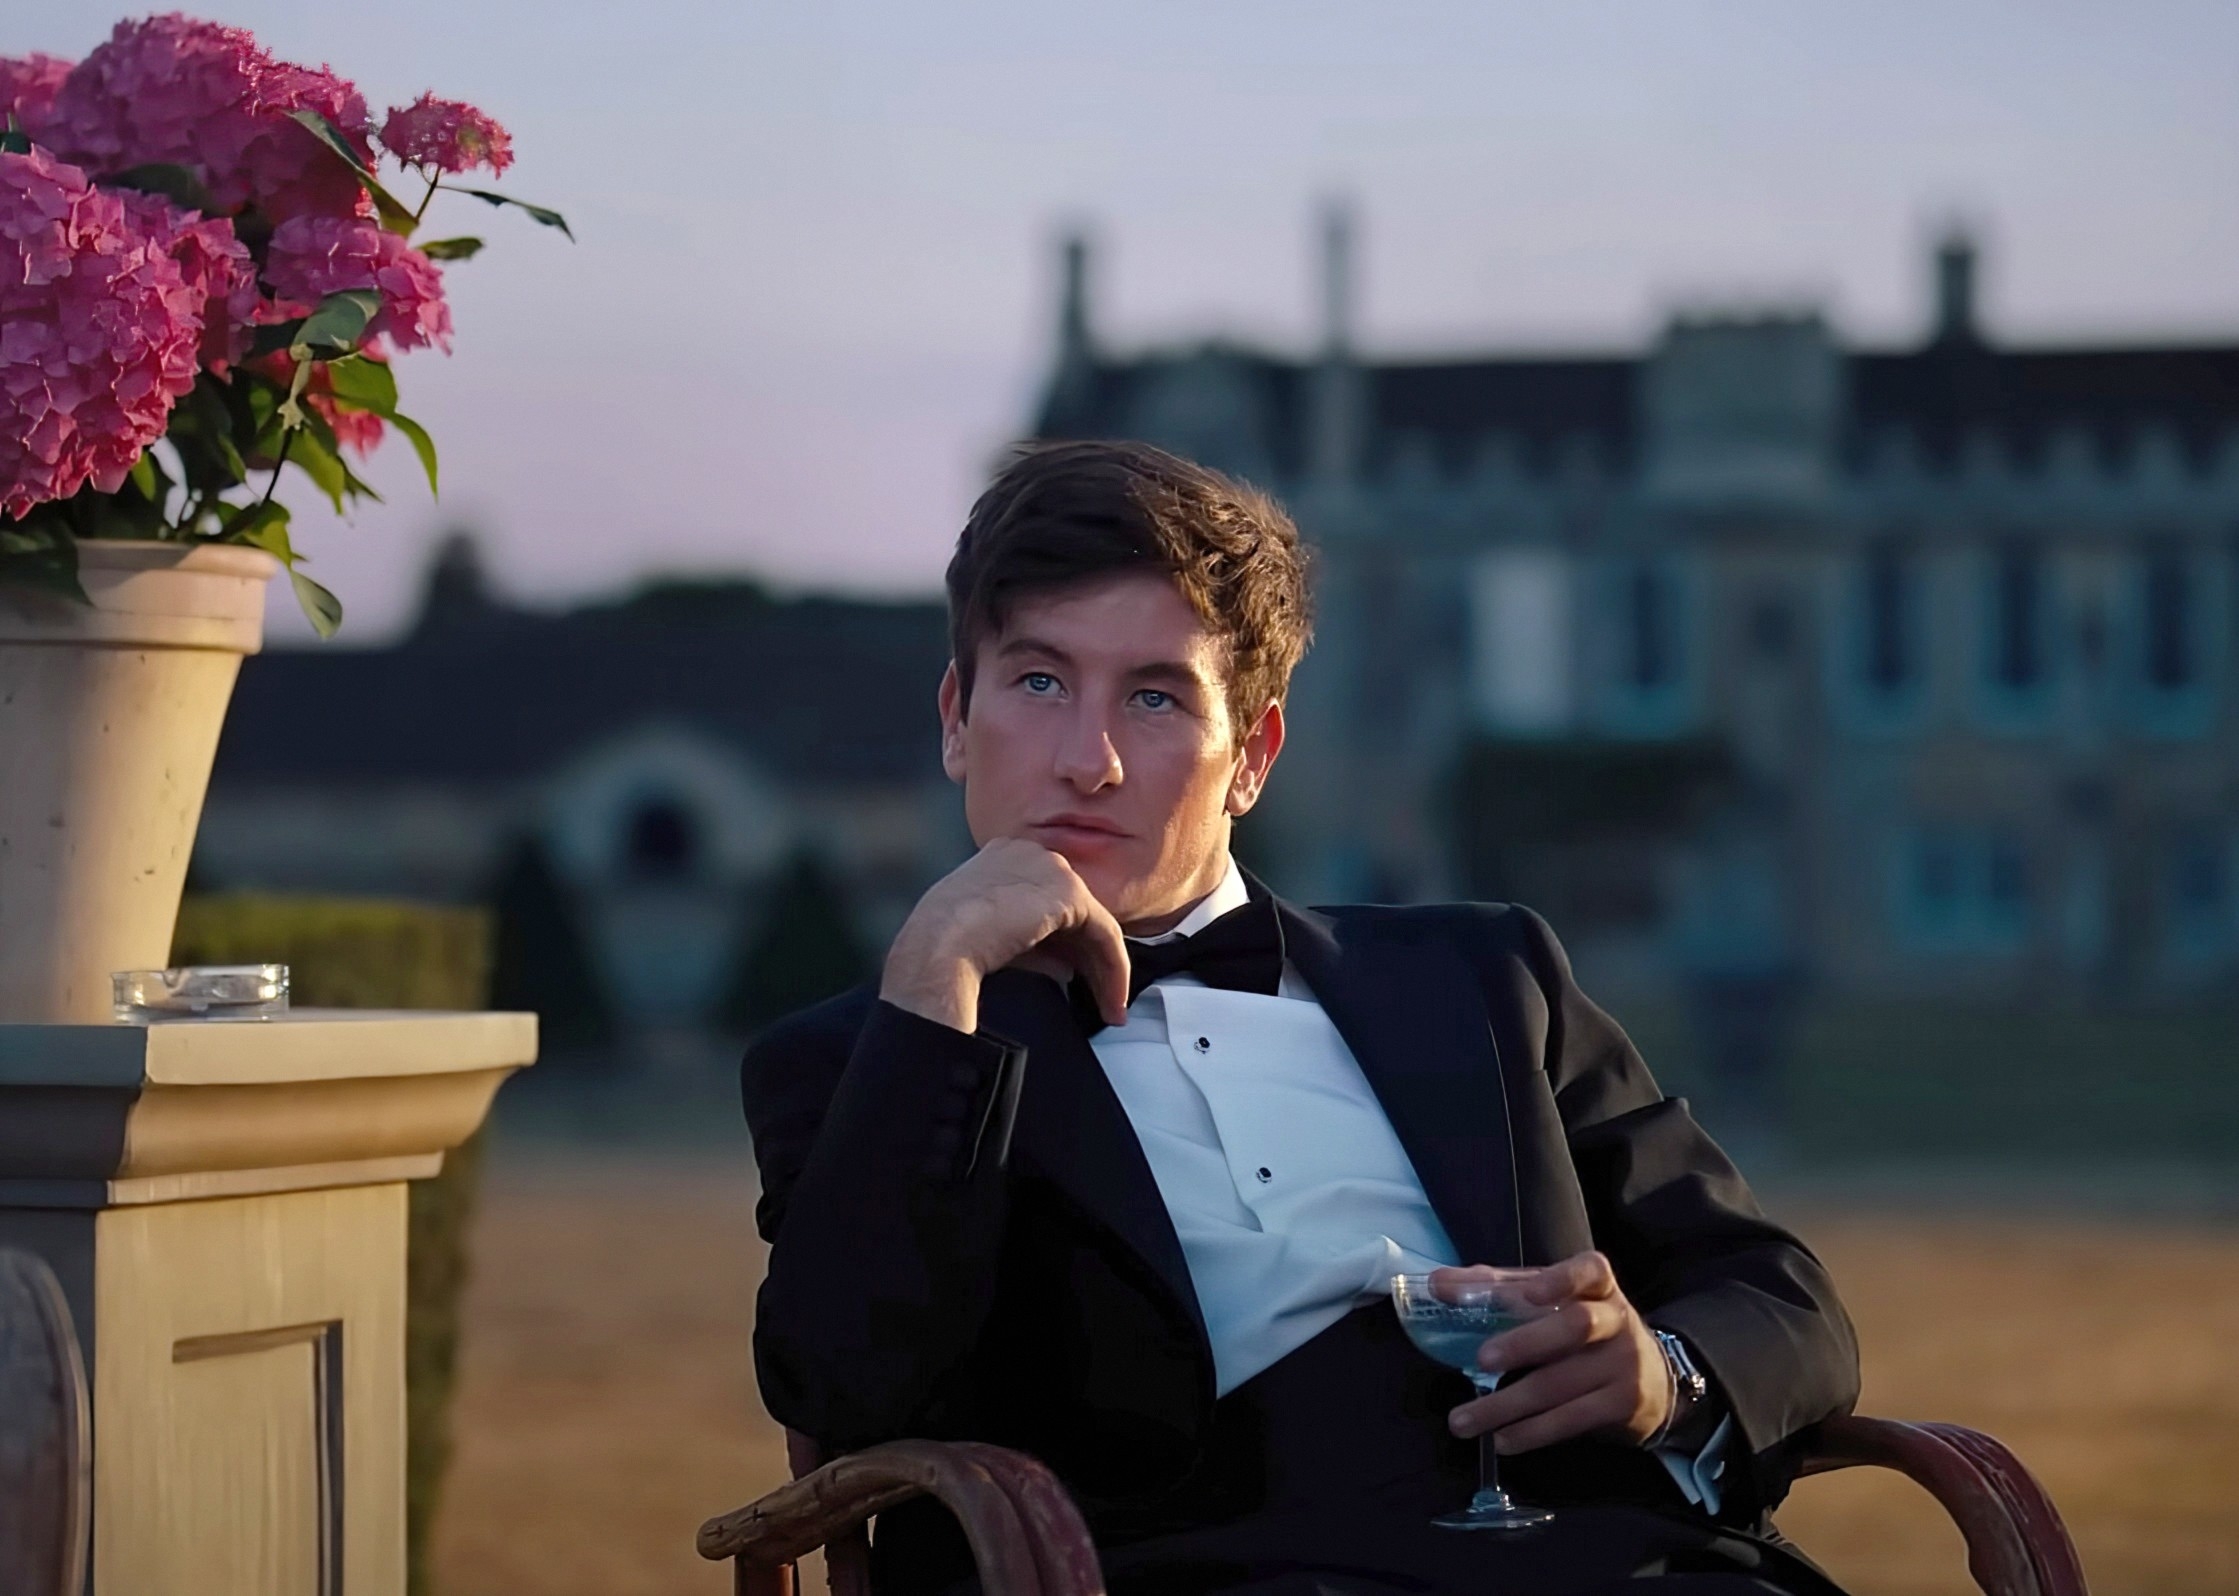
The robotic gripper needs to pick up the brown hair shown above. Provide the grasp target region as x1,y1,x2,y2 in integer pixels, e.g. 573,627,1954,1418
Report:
946,440,1313,737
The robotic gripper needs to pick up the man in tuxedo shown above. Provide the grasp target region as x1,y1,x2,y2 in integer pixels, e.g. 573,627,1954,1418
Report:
742,441,1858,1595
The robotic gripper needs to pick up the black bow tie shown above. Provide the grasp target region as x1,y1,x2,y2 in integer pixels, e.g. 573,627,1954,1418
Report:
1073,895,1284,1034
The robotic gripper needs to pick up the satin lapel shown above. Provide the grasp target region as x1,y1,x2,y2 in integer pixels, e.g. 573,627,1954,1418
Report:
975,967,1210,1348
1273,898,1525,1269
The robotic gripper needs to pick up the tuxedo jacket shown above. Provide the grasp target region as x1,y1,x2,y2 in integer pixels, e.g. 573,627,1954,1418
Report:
741,894,1859,1586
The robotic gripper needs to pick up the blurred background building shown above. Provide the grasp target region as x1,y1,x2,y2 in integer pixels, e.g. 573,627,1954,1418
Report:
195,537,958,1044
195,212,2237,1087
1034,211,2239,1025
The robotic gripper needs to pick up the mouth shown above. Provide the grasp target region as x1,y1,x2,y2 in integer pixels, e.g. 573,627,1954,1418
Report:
1030,815,1130,846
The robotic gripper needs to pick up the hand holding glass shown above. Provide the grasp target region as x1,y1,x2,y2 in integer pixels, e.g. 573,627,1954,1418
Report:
1390,1272,1554,1531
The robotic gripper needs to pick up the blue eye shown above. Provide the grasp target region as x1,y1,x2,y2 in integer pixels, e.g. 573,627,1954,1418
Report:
1136,689,1173,711
1022,672,1057,694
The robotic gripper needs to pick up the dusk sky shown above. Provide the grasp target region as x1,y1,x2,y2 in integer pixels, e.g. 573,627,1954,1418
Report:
25,1,2239,642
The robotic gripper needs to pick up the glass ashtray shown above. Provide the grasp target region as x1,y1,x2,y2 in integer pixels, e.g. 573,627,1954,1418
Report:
112,964,290,1023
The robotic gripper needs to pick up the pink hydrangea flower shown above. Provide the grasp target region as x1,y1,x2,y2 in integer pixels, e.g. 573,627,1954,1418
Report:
310,392,386,455
0,53,73,129
264,213,452,353
380,93,512,176
36,14,373,221
118,190,258,373
0,147,201,519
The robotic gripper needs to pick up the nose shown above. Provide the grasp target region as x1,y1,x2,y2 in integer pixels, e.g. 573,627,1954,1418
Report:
1053,703,1123,792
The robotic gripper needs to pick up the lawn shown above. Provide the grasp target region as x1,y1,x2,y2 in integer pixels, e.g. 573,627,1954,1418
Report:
431,1149,2239,1596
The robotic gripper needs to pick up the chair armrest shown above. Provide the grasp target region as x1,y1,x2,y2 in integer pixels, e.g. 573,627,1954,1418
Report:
947,1444,1104,1596
698,1439,1102,1596
0,1249,91,1596
1797,1415,2088,1596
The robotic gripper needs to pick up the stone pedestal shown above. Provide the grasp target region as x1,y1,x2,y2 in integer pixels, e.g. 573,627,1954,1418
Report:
0,1011,536,1596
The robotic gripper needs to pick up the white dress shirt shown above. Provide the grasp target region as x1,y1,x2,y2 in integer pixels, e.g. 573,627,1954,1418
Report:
1087,857,1732,1512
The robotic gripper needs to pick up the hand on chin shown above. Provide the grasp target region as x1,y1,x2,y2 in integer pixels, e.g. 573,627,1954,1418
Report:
1018,834,1131,913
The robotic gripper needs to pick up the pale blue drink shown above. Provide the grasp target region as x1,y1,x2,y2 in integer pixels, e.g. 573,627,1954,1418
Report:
1390,1273,1553,1531
1399,1307,1525,1384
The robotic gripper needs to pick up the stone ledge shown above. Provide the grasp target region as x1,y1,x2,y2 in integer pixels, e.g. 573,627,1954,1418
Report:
0,1010,537,1087
0,1152,444,1210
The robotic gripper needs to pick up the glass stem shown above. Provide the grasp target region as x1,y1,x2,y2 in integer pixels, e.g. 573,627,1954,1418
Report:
1473,1374,1503,1504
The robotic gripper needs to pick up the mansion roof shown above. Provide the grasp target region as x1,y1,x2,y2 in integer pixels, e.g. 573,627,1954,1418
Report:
211,578,952,793
1039,338,2239,481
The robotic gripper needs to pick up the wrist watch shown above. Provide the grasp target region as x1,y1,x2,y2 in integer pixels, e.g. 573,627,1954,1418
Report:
1650,1330,1709,1445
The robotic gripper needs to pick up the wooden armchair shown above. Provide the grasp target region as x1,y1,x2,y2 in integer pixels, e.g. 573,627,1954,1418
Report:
699,1418,2088,1596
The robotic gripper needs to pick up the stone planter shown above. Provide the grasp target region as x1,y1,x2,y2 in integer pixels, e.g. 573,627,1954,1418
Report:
0,541,278,1023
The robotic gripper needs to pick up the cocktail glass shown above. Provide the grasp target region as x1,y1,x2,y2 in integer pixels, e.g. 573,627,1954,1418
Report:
1390,1272,1554,1531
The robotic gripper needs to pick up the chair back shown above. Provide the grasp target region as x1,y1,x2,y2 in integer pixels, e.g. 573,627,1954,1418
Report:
0,1249,90,1596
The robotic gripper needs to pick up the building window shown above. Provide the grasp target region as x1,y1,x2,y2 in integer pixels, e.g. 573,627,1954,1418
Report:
2168,830,2232,954
1746,594,1795,663
1862,541,1915,692
1913,832,1963,914
2141,541,2197,692
1622,561,1675,691
1600,556,1692,736
1990,541,2045,690
1897,825,2031,952
622,795,698,881
1985,835,2028,917
1467,548,1574,733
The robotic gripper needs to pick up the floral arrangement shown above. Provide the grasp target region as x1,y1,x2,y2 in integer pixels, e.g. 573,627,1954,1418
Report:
0,14,565,632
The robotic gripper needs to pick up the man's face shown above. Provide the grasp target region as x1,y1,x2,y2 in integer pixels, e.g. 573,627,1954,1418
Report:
939,571,1284,934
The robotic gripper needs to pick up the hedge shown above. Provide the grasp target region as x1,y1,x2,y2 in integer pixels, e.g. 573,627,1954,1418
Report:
172,895,495,1596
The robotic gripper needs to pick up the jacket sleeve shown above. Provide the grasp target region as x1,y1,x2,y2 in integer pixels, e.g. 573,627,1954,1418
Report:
1508,907,1860,1521
741,996,1026,1452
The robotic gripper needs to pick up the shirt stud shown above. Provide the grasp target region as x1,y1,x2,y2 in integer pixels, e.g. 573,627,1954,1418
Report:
1256,1166,1272,1183
1194,1036,1211,1053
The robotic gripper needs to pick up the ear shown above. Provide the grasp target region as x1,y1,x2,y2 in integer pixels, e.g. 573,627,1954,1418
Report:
1226,699,1285,817
938,661,968,785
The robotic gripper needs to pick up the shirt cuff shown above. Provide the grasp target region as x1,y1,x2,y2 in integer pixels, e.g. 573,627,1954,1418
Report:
1654,1411,1733,1516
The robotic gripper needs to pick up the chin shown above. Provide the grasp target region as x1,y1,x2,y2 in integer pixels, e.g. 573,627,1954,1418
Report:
1058,853,1137,913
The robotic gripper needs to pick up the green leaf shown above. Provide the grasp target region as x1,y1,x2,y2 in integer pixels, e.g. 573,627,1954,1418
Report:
287,109,419,234
325,354,399,413
219,499,293,554
0,525,88,603
319,357,438,497
99,163,213,215
339,453,383,502
446,187,575,241
289,288,382,362
128,452,159,500
416,236,485,261
250,317,307,360
173,381,252,489
290,570,344,638
1,117,29,157
284,420,350,512
387,410,439,496
298,410,384,507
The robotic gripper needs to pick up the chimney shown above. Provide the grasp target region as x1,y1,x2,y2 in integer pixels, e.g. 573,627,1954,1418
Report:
1036,229,1099,436
413,528,498,639
1308,197,1365,486
1933,230,1979,346
1059,231,1093,366
1319,196,1355,359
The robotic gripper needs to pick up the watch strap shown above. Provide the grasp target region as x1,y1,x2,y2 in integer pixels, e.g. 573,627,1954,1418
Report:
1646,1329,1710,1449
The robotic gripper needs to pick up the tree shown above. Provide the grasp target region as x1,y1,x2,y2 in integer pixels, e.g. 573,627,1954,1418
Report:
485,831,617,1054
721,848,872,1034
